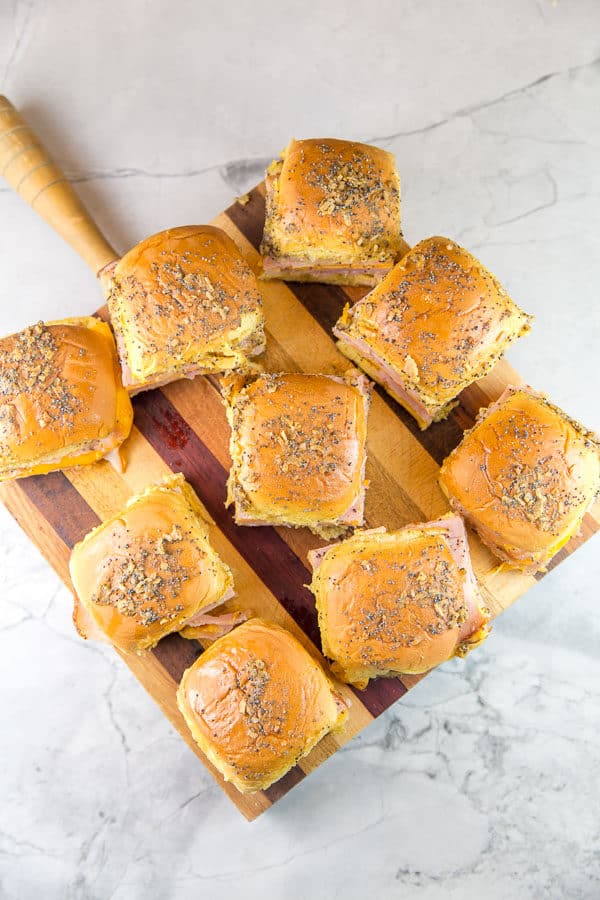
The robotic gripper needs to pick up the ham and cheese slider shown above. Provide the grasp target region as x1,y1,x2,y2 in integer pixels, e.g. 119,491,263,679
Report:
260,138,408,286
106,225,265,394
177,618,348,793
69,474,239,653
334,237,533,429
225,370,371,537
309,516,490,690
439,386,600,573
0,317,132,481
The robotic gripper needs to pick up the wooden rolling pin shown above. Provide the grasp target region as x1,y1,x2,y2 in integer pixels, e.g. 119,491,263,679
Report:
0,96,119,292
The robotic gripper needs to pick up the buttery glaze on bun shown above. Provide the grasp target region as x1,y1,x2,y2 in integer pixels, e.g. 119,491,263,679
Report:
176,618,349,793
225,369,371,537
0,317,133,481
69,474,235,653
334,237,533,429
107,225,265,394
309,516,489,689
439,386,600,573
260,138,408,286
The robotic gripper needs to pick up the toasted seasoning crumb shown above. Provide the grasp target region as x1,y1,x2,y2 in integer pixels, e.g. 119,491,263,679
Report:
233,656,287,745
0,322,82,430
90,524,194,626
403,354,419,382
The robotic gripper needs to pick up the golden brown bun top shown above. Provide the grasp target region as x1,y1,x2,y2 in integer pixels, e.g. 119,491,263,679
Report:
69,474,233,653
312,517,487,677
336,237,533,407
0,317,132,480
440,386,600,554
260,138,403,265
108,225,264,382
227,370,370,525
177,618,347,790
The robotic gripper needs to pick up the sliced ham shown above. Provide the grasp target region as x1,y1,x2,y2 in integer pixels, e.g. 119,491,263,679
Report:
429,514,486,642
73,582,241,645
307,545,330,572
184,610,244,629
180,610,248,642
182,588,236,626
309,515,487,646
338,371,370,525
123,361,232,396
72,596,110,643
262,255,392,284
334,329,437,427
117,333,265,396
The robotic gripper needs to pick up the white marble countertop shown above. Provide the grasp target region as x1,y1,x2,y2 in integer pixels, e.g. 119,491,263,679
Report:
1,2,599,897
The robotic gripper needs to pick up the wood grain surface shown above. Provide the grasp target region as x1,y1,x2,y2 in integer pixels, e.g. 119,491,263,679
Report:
2,182,599,821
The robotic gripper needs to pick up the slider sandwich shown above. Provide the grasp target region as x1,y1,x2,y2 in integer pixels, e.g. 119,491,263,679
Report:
260,138,407,285
177,618,349,793
309,516,489,689
106,225,265,393
0,317,132,481
334,237,532,428
439,385,600,573
225,370,371,536
69,474,237,653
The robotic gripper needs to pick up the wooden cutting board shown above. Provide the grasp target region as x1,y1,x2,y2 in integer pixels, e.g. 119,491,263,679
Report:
1,101,599,821
3,183,600,819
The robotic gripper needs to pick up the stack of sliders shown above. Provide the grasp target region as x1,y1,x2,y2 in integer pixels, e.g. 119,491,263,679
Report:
3,130,599,796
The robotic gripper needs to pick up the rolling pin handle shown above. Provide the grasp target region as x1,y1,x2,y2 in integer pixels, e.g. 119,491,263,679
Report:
0,96,119,277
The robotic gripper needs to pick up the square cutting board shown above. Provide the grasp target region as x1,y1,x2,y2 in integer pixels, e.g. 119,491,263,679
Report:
2,184,598,820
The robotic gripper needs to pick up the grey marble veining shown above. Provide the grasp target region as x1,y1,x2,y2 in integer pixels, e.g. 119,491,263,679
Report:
1,2,599,898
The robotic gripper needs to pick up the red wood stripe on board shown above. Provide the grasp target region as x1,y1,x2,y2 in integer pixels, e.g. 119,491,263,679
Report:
133,388,407,714
18,470,100,548
358,676,407,716
150,631,204,682
263,765,307,803
224,191,467,465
